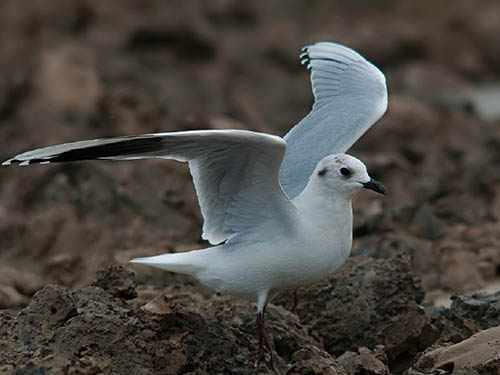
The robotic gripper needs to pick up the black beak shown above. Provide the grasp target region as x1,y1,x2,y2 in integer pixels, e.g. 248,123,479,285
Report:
362,178,387,195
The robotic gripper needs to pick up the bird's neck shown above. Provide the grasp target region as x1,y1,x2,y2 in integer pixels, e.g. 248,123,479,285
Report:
292,181,353,227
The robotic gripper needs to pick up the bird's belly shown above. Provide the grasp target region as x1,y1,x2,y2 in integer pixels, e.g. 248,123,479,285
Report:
271,242,350,291
195,231,352,299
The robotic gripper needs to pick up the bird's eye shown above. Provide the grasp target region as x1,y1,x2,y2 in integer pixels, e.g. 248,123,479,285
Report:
340,167,351,177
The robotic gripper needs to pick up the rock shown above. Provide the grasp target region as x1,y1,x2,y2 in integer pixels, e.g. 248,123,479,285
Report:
477,246,500,281
451,293,500,330
429,291,500,344
18,285,77,329
0,364,14,375
0,285,30,309
445,84,500,121
34,43,101,112
92,264,138,300
358,347,390,375
337,346,389,375
289,345,347,375
46,252,82,286
412,207,442,240
411,325,500,374
275,254,434,373
0,266,335,374
439,244,485,292
0,266,46,309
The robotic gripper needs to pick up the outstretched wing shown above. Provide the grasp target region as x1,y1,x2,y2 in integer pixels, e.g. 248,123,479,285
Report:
3,130,295,245
280,42,388,199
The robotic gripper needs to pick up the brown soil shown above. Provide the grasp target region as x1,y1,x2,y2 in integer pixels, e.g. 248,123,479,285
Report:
1,1,500,374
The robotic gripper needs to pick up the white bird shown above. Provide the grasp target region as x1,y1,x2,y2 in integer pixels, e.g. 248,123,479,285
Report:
2,42,388,369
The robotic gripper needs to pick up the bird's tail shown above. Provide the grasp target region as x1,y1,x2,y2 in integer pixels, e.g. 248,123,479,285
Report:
129,250,208,276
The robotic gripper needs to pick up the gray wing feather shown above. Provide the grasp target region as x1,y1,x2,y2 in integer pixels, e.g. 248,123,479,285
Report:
280,42,388,199
3,130,294,245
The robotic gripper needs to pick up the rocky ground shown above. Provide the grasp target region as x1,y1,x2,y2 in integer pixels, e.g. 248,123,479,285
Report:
1,1,500,374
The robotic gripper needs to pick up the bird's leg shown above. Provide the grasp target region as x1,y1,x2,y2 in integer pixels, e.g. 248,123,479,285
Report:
255,296,277,371
291,290,299,313
256,311,267,366
262,320,275,370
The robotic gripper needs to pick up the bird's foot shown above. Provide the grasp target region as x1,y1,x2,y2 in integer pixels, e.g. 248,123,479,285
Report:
255,333,275,369
255,311,281,373
255,352,282,375
255,346,266,368
289,290,299,314
255,346,275,367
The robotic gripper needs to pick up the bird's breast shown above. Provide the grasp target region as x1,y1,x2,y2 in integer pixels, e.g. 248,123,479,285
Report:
268,212,353,290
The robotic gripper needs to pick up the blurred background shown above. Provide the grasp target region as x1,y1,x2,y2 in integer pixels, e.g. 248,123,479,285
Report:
1,0,500,310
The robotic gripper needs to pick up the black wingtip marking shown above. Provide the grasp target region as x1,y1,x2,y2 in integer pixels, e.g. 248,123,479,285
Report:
24,158,50,165
11,136,165,165
300,49,349,71
46,137,164,163
301,57,312,69
300,47,311,68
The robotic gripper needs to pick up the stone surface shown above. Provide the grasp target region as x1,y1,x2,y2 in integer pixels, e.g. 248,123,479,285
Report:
1,260,499,373
275,254,434,372
411,325,500,375
290,345,347,375
0,267,335,374
92,264,138,299
337,346,389,375
429,291,500,344
1,0,500,309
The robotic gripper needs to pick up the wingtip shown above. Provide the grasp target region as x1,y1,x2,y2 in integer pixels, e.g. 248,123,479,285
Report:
129,258,145,264
2,158,53,167
300,56,312,69
300,46,313,69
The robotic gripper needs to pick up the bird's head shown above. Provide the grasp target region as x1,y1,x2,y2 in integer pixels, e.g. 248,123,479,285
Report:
313,154,386,200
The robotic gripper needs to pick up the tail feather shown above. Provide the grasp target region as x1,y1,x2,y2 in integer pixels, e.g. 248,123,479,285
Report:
129,251,203,276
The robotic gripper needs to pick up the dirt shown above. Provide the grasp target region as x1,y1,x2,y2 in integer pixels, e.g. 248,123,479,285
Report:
1,0,500,374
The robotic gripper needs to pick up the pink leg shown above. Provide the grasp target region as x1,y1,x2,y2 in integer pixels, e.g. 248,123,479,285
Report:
255,292,277,371
256,308,275,368
291,289,299,313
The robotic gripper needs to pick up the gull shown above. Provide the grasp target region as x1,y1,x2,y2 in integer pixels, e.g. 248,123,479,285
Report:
2,41,388,369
